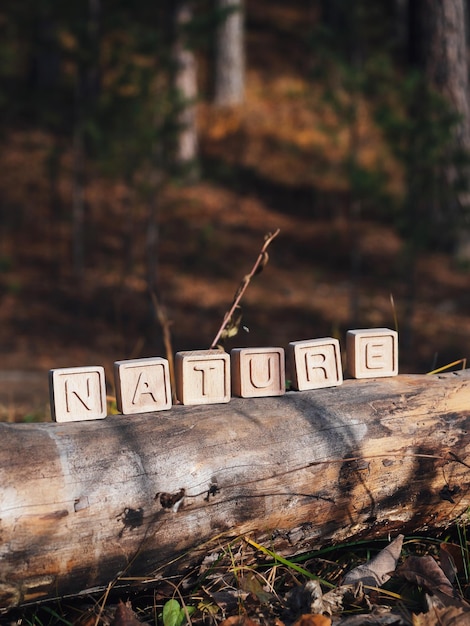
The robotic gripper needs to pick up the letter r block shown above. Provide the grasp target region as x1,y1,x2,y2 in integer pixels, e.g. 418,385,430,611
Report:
288,338,343,390
175,350,230,405
114,357,172,414
347,328,398,378
49,366,107,422
231,347,285,398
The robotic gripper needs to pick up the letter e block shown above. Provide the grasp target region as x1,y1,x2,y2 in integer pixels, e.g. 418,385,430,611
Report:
347,328,398,378
175,350,230,405
231,347,285,398
288,338,343,390
49,366,107,422
114,357,172,414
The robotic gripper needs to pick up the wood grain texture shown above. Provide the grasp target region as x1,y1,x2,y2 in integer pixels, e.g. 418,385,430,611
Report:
1,370,470,609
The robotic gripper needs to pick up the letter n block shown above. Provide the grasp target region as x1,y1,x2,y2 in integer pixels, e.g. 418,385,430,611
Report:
114,357,172,414
231,347,285,398
49,366,107,422
347,328,398,378
175,350,230,405
288,338,343,390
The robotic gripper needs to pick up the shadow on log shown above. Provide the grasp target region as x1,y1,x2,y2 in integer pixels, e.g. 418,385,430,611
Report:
1,370,470,610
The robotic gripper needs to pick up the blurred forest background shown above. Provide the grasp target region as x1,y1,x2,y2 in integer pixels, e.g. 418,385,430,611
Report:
1,0,470,420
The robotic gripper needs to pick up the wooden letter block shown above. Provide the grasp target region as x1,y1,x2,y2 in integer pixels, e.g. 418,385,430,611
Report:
114,357,172,414
49,366,107,422
175,350,230,405
231,347,285,398
347,328,398,378
288,338,343,390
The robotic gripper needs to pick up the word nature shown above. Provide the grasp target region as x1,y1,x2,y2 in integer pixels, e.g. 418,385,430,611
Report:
49,328,398,422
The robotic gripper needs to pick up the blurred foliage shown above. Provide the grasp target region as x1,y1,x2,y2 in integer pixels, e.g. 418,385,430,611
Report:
0,0,468,269
0,1,212,180
372,66,467,252
310,0,469,253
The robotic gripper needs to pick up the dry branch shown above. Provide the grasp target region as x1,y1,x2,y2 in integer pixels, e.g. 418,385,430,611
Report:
1,370,470,610
210,229,280,348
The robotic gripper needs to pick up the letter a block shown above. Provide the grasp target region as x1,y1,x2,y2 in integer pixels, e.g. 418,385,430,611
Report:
175,350,230,405
288,338,343,390
347,328,398,378
114,357,172,414
49,366,107,422
231,347,285,398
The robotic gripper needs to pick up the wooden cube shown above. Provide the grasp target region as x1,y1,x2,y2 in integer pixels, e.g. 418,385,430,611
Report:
231,347,285,398
347,328,398,378
114,357,172,414
49,366,107,422
175,350,230,405
288,338,343,390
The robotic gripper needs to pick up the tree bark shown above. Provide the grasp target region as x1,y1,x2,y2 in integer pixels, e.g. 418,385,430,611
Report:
213,0,245,106
172,1,199,179
411,0,470,259
2,370,470,610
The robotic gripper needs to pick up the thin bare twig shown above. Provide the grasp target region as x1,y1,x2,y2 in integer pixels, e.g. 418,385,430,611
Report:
150,291,176,398
210,228,280,349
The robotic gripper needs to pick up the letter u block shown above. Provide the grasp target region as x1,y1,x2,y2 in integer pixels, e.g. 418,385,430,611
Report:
288,338,343,390
49,366,107,422
114,357,172,414
175,350,230,405
347,328,398,378
231,347,285,398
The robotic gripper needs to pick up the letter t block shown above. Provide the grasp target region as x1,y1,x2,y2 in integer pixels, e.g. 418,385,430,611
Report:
175,350,230,405
347,328,398,378
288,338,343,390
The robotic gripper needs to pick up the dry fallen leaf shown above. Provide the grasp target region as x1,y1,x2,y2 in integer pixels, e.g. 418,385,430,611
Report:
322,582,372,615
292,614,331,626
111,600,144,626
285,579,324,617
241,571,275,604
395,555,459,599
343,534,404,588
334,607,409,625
412,605,470,625
209,589,248,614
218,616,261,626
440,543,466,583
285,579,372,618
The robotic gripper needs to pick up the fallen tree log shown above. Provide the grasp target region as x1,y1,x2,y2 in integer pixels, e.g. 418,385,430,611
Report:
1,369,470,611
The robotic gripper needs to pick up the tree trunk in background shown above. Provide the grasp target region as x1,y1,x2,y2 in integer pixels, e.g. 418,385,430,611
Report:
71,121,85,277
410,0,470,260
29,12,61,90
213,0,245,106
71,0,102,277
172,1,199,180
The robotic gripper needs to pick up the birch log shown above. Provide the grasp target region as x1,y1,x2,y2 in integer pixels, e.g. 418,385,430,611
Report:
2,370,470,610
